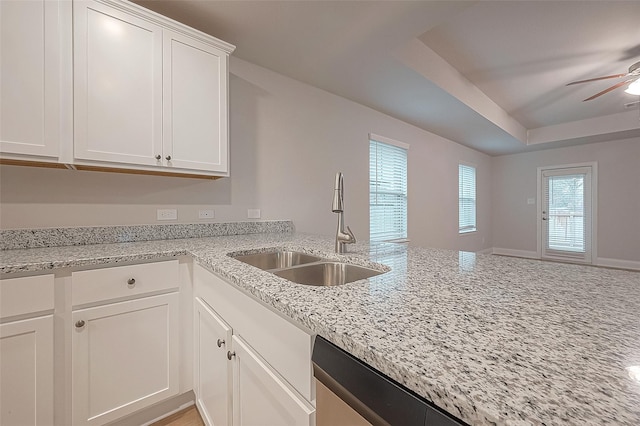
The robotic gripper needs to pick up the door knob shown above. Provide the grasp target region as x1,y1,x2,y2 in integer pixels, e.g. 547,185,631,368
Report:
165,155,172,161
155,155,161,160
127,278,136,286
227,351,235,360
75,320,85,329
217,339,225,348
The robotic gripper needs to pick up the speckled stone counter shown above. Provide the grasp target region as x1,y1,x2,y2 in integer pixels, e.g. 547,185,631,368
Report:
0,220,294,250
2,232,639,425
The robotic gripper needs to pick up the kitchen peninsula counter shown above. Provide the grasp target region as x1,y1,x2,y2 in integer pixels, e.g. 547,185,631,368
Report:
2,231,639,425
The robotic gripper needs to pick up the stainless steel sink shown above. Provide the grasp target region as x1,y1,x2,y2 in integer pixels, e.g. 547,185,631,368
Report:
233,251,322,270
273,262,383,286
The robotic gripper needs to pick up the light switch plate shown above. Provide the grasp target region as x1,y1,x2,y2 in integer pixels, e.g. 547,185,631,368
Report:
527,198,535,205
157,209,177,221
247,209,261,219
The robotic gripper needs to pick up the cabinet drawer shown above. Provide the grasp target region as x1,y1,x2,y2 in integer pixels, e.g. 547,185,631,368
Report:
72,260,178,306
0,274,54,319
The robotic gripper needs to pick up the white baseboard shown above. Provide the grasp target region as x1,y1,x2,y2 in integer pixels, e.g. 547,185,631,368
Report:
490,247,539,259
111,391,195,426
488,248,640,271
595,257,640,271
476,247,494,255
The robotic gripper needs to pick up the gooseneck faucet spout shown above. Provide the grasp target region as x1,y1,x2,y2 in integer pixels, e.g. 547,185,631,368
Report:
332,172,356,253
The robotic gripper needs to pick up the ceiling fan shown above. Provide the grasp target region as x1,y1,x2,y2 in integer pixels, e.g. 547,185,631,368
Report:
567,60,640,101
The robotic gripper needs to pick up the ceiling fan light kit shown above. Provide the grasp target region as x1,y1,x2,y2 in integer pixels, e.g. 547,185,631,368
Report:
567,60,640,101
624,79,640,95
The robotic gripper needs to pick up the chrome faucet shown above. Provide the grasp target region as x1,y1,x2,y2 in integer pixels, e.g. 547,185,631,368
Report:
332,172,356,253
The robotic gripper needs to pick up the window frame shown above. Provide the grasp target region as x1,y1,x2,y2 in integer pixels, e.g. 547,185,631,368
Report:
369,133,409,243
458,163,477,234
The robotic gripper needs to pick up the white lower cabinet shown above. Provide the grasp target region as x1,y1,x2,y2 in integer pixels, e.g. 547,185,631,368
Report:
71,260,180,425
2,258,315,426
194,297,233,426
0,274,55,426
0,316,54,426
231,335,315,426
72,293,180,425
193,264,315,426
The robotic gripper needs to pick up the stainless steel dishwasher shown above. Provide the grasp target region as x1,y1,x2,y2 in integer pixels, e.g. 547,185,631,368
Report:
312,336,466,426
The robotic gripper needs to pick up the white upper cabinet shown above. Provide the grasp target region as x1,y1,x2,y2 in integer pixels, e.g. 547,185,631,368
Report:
73,0,234,176
0,0,69,161
2,0,233,176
163,31,229,174
73,0,163,166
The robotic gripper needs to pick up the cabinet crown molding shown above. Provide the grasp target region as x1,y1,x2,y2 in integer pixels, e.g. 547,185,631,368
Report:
93,0,236,54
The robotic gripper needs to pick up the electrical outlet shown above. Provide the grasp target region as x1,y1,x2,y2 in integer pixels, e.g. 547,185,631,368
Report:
198,209,215,219
247,209,261,219
157,209,177,221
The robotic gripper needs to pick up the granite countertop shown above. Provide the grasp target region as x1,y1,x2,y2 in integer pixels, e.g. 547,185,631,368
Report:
2,232,640,425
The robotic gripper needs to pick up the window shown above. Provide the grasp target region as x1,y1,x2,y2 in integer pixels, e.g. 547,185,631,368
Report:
369,136,408,242
459,164,476,233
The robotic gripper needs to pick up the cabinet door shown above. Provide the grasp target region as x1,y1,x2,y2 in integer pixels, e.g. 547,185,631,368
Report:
163,31,229,174
0,0,62,159
72,293,179,425
194,297,233,426
73,0,163,166
0,316,54,426
232,335,315,426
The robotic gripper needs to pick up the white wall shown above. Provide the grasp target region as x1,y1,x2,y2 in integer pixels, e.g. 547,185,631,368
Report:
491,137,640,265
0,56,492,252
229,57,492,251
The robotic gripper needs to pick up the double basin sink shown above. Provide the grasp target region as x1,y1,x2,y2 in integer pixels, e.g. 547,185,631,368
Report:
232,250,385,286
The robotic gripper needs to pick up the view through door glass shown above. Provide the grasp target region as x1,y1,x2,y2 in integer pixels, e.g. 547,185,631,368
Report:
541,166,593,264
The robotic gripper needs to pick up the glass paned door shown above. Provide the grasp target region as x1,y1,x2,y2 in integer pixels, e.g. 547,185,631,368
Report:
541,166,593,263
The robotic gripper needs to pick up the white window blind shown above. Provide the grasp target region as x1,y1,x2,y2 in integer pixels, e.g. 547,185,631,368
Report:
370,140,407,242
459,164,476,233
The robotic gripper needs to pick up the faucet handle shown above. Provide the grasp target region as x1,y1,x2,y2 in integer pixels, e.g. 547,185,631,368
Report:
346,226,356,243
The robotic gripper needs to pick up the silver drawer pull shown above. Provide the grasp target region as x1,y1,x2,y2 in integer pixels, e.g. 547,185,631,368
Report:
75,320,85,329
217,339,225,348
127,278,136,286
227,351,235,360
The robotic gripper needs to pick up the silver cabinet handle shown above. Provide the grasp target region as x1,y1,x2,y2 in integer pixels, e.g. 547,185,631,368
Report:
227,351,235,360
75,320,85,328
155,155,161,160
217,339,225,348
165,155,171,161
127,278,136,286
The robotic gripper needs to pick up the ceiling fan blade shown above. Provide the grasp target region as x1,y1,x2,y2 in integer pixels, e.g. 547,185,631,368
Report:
625,100,640,108
583,79,636,101
566,73,628,86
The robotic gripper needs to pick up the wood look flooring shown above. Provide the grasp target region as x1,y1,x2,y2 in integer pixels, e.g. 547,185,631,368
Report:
151,405,204,426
